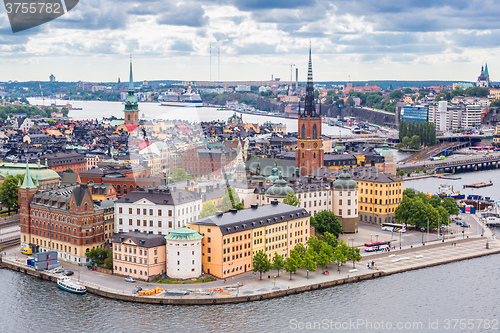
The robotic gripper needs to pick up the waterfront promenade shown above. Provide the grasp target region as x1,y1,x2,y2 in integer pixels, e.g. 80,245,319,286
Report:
1,233,499,305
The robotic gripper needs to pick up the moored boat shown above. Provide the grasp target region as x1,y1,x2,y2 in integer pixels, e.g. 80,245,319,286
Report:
57,276,86,295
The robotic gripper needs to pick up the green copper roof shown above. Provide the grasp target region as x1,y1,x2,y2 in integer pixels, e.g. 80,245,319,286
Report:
332,167,358,191
379,139,392,156
124,58,139,112
484,63,489,77
20,162,37,189
266,173,293,198
165,227,203,241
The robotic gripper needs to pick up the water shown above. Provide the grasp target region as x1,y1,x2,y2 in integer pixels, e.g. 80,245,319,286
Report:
1,250,499,333
27,98,351,136
404,168,500,200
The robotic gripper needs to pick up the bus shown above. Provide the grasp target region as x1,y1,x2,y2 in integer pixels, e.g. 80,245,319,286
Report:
364,241,391,252
381,223,406,233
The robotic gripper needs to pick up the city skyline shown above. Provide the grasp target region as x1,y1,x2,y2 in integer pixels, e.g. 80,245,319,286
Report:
1,0,500,82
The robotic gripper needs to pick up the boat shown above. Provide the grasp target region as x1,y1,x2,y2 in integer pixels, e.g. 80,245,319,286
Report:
57,276,86,295
159,91,203,107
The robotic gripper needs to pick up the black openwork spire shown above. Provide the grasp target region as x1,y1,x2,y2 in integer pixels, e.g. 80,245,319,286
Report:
303,44,316,117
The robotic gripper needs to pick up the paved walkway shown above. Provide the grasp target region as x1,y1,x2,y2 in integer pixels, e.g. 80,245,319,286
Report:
2,236,499,302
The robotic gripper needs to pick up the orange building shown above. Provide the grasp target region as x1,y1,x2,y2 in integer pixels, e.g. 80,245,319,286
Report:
187,201,310,279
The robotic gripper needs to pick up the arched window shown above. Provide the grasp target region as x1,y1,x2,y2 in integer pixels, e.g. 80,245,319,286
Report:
312,124,317,139
127,115,131,120
301,124,306,139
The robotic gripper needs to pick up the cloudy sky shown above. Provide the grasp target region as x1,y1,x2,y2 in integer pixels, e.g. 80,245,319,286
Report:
1,0,499,82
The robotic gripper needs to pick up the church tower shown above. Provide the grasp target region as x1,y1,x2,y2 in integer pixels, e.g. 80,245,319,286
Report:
19,162,39,248
295,46,323,176
124,56,140,124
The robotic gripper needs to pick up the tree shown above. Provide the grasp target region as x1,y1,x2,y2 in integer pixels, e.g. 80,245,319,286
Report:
0,175,20,214
398,170,405,177
170,168,192,182
346,246,362,268
293,243,307,259
85,248,112,267
322,232,338,248
442,197,459,216
302,248,317,278
284,257,298,280
221,187,241,212
333,241,348,272
283,191,300,207
410,135,420,150
65,168,74,173
252,251,271,280
272,252,285,277
310,210,344,237
200,200,217,218
316,242,333,270
306,236,322,253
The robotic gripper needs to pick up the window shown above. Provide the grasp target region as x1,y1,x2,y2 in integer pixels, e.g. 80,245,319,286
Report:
339,209,343,215
207,256,211,262
207,237,211,243
154,249,157,255
119,207,122,214
137,208,140,215
150,209,153,215
158,210,162,216
128,208,132,214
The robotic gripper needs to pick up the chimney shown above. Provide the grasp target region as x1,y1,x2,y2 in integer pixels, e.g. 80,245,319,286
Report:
251,204,258,209
149,231,153,234
308,178,311,184
271,200,279,206
216,211,223,216
229,208,238,214
295,68,299,90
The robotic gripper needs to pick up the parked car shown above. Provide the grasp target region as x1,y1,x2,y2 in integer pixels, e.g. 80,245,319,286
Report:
133,286,143,294
52,267,64,274
64,271,74,276
461,223,470,228
125,277,136,283
21,247,32,255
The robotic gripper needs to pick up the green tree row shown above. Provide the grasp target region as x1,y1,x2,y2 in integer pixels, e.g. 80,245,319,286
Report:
252,232,361,280
398,120,437,146
394,189,459,229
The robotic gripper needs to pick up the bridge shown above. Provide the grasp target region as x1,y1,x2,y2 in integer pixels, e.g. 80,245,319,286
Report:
397,154,500,174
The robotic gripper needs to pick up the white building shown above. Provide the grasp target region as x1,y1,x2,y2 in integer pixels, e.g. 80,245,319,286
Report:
165,227,203,279
332,168,359,233
114,186,202,235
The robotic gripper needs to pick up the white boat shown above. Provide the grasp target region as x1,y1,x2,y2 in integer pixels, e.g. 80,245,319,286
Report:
57,276,86,295
159,91,203,107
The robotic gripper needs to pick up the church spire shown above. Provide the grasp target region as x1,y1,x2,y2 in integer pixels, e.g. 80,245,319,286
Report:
484,63,489,77
303,43,316,117
20,161,37,189
128,55,135,92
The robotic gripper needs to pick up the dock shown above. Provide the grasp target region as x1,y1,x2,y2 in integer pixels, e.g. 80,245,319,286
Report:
464,181,493,188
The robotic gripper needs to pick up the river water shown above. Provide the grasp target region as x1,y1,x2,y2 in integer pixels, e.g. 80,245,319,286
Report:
28,98,351,136
1,249,499,333
12,99,499,332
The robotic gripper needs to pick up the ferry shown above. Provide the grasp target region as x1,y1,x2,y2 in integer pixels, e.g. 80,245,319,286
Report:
57,276,86,295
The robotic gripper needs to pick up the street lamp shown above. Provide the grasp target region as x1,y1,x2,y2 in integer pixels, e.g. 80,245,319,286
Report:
349,238,354,247
370,234,373,243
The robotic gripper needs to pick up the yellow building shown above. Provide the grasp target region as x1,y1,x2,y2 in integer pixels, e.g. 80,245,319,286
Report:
312,166,403,225
187,201,311,279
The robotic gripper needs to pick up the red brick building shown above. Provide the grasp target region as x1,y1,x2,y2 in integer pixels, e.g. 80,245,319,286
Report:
19,164,111,264
296,48,324,176
41,150,87,173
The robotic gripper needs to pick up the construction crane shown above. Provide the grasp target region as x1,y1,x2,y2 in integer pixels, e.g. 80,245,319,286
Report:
289,63,295,94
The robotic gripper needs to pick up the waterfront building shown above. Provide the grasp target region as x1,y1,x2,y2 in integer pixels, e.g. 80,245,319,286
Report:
19,164,111,264
296,47,324,176
400,105,429,123
112,230,166,281
165,227,203,279
123,58,140,124
114,186,202,235
187,201,310,279
311,166,403,225
332,168,359,233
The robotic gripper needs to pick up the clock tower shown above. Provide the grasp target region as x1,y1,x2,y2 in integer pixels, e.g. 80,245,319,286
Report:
296,46,323,176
